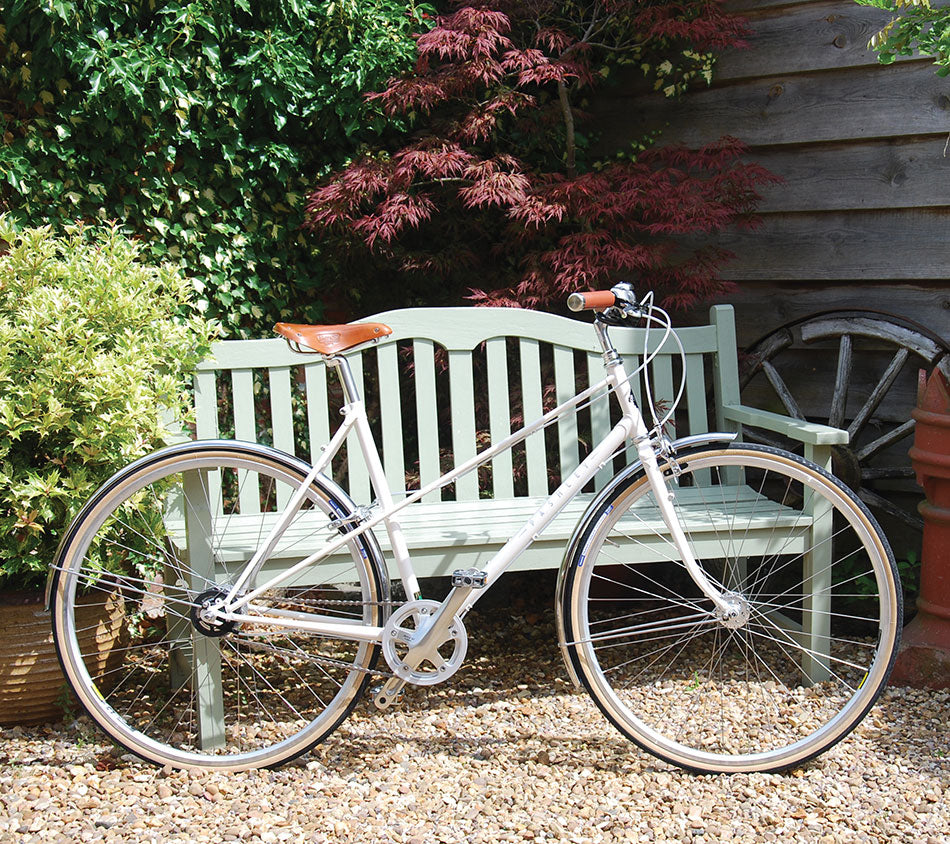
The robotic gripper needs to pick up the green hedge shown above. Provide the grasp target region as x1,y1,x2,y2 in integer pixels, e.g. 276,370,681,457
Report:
0,1,433,335
0,219,215,590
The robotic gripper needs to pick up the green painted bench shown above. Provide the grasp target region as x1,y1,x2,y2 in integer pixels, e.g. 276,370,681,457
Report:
168,304,852,748
182,304,848,582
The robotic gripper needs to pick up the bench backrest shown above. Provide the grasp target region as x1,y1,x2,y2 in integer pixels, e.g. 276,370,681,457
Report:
192,305,739,504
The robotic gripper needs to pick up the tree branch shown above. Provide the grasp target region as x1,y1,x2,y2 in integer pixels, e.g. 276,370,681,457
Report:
556,78,576,178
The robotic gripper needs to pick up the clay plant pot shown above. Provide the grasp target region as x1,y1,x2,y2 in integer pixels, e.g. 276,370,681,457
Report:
0,590,126,725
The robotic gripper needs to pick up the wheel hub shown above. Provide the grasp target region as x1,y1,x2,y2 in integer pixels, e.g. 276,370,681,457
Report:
716,593,751,630
190,588,237,637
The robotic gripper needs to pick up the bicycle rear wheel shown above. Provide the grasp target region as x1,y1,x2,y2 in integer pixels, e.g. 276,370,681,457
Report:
559,444,901,773
50,440,388,770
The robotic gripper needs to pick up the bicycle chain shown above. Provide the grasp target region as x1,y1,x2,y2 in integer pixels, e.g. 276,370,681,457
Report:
242,595,404,679
239,626,400,679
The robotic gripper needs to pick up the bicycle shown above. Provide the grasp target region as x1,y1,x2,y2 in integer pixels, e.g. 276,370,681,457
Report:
47,283,902,773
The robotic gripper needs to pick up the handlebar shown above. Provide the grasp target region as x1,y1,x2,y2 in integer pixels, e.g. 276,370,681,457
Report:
566,290,616,312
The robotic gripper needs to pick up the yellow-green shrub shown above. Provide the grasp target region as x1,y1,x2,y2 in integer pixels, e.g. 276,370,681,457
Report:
0,220,215,590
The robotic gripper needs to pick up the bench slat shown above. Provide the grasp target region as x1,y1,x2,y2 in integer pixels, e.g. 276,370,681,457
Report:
449,349,479,501
413,339,442,503
486,338,514,498
166,485,810,582
231,369,259,514
684,354,711,486
304,363,329,465
345,354,371,503
377,342,406,496
520,338,547,496
194,370,219,440
587,352,613,489
554,345,579,481
268,366,295,508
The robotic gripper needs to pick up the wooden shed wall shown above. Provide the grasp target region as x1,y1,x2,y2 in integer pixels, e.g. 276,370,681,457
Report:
595,0,950,345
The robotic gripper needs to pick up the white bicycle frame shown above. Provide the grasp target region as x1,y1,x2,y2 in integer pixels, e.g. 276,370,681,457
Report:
209,317,733,650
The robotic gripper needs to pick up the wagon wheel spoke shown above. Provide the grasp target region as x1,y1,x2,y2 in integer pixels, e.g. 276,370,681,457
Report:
847,348,911,441
862,466,916,481
859,487,924,532
828,334,853,430
742,428,787,451
855,418,916,462
761,361,805,420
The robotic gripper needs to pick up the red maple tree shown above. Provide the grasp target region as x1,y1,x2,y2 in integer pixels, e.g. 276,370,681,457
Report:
306,1,777,312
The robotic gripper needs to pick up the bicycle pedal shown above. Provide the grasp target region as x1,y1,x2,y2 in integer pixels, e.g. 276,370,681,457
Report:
451,568,488,588
373,677,407,710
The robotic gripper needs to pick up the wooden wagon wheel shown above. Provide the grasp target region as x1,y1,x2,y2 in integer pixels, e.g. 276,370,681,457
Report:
739,310,950,548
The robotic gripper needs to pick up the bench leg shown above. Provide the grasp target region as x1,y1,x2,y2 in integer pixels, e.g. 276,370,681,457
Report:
803,445,833,684
183,468,226,750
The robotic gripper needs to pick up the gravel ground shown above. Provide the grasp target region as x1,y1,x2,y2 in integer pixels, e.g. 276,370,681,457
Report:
1,583,948,844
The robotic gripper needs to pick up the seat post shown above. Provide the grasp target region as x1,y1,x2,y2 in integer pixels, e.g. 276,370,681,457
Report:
327,355,362,404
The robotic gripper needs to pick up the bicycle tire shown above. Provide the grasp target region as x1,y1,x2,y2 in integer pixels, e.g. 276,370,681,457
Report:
559,443,901,773
50,440,389,770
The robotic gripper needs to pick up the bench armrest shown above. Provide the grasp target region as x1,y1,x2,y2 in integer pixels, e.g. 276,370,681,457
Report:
721,404,849,446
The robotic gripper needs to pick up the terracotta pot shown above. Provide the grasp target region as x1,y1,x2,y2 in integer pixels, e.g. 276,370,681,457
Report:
0,590,126,725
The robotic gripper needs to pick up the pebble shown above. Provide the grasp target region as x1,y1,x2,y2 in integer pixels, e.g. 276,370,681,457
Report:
1,606,948,843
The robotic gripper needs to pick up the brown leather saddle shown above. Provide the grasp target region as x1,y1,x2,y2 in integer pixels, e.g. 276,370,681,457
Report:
274,321,392,355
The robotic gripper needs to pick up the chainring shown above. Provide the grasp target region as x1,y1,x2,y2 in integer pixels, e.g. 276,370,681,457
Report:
380,599,467,686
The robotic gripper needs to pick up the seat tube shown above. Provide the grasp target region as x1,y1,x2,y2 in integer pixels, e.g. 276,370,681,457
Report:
329,355,422,600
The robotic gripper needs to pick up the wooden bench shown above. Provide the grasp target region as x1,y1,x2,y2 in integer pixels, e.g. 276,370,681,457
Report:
183,304,848,582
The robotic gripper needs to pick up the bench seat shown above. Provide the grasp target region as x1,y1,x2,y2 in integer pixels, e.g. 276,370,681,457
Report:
165,484,812,583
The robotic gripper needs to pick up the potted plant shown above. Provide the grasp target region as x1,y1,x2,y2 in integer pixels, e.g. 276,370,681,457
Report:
0,219,214,724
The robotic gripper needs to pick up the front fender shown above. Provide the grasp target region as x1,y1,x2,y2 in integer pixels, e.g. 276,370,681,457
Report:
554,431,737,688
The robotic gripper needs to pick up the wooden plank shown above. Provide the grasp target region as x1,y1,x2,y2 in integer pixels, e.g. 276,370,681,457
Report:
715,0,902,82
448,349,479,501
376,342,407,496
698,209,950,282
554,346,579,480
605,61,948,149
345,354,371,504
587,352,613,490
700,282,950,348
486,338,515,498
268,367,294,456
751,138,950,213
413,339,442,503
231,369,259,514
231,370,256,444
268,366,294,509
520,339,548,497
194,370,219,440
304,363,330,464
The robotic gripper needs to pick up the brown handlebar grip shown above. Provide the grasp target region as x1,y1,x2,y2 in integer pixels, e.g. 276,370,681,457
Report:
567,290,616,312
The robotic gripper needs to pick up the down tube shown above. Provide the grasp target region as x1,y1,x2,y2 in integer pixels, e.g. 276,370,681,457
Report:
458,416,635,616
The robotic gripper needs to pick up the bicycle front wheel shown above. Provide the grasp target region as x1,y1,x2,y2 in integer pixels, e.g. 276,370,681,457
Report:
50,440,388,770
560,444,901,773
